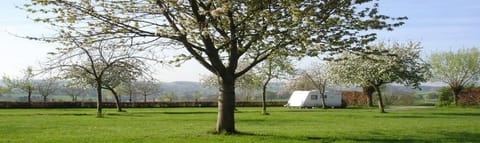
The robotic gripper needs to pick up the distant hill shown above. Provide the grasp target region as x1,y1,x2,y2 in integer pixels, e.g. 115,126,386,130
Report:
384,84,444,95
159,81,217,96
158,81,287,95
328,84,444,95
0,79,447,101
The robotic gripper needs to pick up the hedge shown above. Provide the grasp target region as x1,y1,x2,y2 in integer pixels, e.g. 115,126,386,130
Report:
341,91,368,106
0,101,287,108
459,88,480,105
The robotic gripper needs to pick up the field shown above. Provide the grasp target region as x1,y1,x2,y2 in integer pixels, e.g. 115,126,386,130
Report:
0,107,479,143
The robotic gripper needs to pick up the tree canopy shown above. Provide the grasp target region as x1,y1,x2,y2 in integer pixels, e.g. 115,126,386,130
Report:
429,47,480,105
0,85,11,96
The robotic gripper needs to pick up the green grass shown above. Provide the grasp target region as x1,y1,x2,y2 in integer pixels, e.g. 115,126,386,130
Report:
0,107,479,143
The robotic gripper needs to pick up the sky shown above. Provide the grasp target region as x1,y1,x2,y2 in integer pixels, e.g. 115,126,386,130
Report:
0,0,479,82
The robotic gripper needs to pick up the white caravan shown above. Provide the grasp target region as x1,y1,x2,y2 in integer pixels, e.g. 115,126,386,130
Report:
285,90,342,108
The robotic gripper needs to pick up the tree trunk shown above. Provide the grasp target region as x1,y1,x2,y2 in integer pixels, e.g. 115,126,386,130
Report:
129,93,132,102
451,86,462,106
144,94,147,103
362,86,375,107
110,89,123,112
27,90,32,106
261,78,271,115
96,83,103,117
320,80,327,109
373,86,385,113
216,75,236,134
43,96,47,103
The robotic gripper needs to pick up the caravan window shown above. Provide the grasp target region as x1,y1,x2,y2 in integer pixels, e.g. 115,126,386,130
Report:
311,95,318,100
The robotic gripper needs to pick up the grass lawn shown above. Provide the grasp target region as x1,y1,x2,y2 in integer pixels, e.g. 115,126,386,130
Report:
0,107,479,143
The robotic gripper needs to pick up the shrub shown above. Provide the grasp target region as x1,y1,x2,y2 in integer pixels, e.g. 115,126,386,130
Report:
397,94,420,105
437,87,453,106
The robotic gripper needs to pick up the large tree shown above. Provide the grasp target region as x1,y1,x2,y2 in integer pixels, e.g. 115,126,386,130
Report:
25,0,406,133
2,67,36,105
328,42,430,113
429,48,480,106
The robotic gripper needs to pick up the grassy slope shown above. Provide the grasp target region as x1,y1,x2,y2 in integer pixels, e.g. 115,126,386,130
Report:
0,107,479,143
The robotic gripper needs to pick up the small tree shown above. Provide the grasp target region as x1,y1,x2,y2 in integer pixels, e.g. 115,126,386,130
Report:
429,48,480,106
254,56,294,115
328,42,430,113
35,78,58,102
45,39,154,117
163,92,177,102
136,80,160,103
284,75,316,92
62,82,86,102
283,65,329,109
303,63,331,109
118,80,137,103
2,67,36,105
102,64,146,112
192,91,203,102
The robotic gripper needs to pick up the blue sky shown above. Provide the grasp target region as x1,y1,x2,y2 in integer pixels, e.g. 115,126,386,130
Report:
376,0,480,54
0,0,479,82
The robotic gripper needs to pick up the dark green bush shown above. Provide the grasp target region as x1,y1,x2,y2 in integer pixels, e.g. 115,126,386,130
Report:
437,87,453,106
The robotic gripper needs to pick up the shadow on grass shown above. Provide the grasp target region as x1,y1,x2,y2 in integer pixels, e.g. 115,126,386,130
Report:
230,130,480,143
228,131,427,143
161,111,217,115
371,111,480,119
101,111,217,118
373,115,441,119
282,109,331,113
0,111,217,117
17,113,93,117
430,112,480,117
45,113,90,116
439,131,480,142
